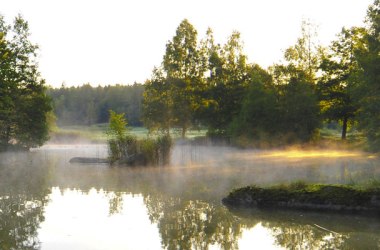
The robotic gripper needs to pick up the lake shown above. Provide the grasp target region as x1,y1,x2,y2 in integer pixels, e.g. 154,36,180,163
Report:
1,143,379,249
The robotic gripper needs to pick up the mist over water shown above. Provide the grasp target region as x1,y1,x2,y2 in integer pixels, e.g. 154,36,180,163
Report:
1,142,380,249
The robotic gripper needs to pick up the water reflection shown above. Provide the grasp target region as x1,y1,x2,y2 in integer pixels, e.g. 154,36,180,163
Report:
232,208,380,250
38,188,161,250
0,151,50,250
0,145,379,249
144,194,241,249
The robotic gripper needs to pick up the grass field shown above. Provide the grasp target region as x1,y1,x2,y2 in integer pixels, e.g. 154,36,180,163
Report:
50,124,207,143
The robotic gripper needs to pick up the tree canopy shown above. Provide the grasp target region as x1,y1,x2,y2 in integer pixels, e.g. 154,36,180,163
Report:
141,0,380,151
0,15,51,151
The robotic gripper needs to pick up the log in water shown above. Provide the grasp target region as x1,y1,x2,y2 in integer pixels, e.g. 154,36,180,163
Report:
69,157,109,164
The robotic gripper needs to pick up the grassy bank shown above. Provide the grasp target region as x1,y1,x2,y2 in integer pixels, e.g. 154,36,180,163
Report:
223,182,380,214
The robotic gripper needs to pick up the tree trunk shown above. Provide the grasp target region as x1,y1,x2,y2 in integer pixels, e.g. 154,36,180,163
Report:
341,116,348,140
181,127,186,139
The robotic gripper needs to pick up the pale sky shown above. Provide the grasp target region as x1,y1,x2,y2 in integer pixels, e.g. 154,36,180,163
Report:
1,0,374,87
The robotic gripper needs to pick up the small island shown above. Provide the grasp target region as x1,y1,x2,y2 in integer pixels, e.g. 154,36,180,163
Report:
222,183,380,215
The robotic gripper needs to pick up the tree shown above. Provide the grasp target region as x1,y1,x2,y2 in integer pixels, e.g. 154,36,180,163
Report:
229,65,278,141
108,110,172,166
283,20,324,83
196,28,225,132
201,30,250,134
163,19,204,80
355,0,380,150
144,19,206,137
0,15,51,150
232,65,320,144
143,67,172,134
279,70,320,142
264,20,322,143
318,27,366,139
163,19,205,137
48,83,144,126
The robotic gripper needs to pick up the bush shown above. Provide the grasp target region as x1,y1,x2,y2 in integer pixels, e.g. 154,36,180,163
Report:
107,110,172,166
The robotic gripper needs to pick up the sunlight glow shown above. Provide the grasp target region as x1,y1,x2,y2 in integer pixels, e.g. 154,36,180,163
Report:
38,187,161,250
239,223,284,250
261,150,363,159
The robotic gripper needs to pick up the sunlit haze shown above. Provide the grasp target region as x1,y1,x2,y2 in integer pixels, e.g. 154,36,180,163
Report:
1,0,374,87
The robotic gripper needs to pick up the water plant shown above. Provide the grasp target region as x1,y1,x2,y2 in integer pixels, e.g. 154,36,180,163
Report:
107,110,172,166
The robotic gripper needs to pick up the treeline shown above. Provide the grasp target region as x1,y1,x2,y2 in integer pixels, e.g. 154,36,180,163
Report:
48,83,144,126
143,1,380,150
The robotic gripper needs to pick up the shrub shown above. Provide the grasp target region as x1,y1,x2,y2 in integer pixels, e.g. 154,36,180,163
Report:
107,110,172,166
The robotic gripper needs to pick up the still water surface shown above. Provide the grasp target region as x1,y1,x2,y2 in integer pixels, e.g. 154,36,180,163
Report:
0,143,380,249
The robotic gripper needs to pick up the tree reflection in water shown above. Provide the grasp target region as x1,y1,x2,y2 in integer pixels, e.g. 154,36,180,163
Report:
1,147,380,249
0,195,46,249
0,152,50,250
144,194,241,249
230,208,380,250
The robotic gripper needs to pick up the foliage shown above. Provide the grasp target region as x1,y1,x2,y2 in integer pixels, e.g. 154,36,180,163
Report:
48,83,144,126
107,110,128,140
283,19,324,82
229,65,278,141
144,21,251,137
354,0,380,151
318,27,365,139
279,72,321,142
143,68,172,134
0,15,51,151
231,68,320,144
107,110,136,164
107,110,172,166
161,19,204,137
205,31,250,133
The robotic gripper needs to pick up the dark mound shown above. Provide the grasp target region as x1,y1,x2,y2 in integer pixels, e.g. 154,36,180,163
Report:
222,183,380,215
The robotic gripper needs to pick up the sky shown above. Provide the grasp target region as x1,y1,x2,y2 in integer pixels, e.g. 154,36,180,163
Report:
1,0,374,87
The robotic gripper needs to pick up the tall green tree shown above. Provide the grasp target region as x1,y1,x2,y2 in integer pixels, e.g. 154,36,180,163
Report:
264,20,322,142
196,28,224,131
232,65,320,144
144,19,206,137
163,19,205,137
0,15,51,150
163,19,204,80
318,27,366,139
278,70,320,142
283,20,324,82
202,30,250,134
355,0,380,150
229,65,277,140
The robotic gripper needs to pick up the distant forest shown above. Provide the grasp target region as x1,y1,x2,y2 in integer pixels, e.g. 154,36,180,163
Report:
47,84,144,126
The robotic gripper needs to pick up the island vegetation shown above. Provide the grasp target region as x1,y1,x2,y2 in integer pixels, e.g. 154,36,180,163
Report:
222,182,380,215
106,110,172,166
